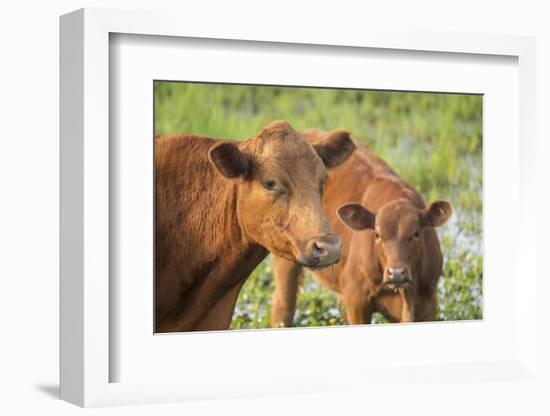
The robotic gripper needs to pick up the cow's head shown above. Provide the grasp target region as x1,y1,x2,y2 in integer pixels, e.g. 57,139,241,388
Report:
209,120,355,268
337,199,451,288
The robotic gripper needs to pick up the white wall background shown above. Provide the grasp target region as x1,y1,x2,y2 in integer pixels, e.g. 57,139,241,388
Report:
1,0,548,414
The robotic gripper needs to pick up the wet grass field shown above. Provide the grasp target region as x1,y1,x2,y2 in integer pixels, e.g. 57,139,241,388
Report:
155,81,483,328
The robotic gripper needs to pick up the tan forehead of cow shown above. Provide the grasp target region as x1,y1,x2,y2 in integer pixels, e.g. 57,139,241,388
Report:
257,148,325,190
254,141,323,181
258,133,316,156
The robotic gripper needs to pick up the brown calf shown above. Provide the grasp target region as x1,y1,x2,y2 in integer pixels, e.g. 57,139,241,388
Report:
155,121,356,332
271,129,451,326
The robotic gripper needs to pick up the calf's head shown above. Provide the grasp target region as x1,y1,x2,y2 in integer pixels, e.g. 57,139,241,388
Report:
209,120,356,268
337,199,451,288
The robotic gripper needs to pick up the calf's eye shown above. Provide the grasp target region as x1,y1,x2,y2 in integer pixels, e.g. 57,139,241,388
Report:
375,232,380,240
413,230,420,239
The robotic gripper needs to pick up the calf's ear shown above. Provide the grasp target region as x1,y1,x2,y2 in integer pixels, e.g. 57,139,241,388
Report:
209,142,250,179
313,129,356,169
337,203,375,231
420,200,452,227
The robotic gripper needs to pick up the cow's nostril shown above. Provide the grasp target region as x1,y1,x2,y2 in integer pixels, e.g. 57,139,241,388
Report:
312,240,329,258
303,234,342,267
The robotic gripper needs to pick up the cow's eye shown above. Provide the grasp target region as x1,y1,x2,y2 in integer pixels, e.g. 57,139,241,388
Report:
375,232,380,240
413,230,420,239
262,179,276,191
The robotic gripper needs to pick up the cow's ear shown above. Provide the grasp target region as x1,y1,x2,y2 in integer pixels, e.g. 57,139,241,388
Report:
337,203,375,231
209,142,250,179
420,200,452,227
313,129,356,169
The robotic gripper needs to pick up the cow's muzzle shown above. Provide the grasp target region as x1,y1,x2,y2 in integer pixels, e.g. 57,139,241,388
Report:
298,233,342,269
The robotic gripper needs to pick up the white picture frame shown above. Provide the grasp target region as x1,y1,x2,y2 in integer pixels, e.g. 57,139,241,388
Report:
60,7,537,408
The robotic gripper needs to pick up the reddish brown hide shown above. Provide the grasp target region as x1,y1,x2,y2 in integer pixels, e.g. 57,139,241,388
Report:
155,121,356,332
271,129,451,326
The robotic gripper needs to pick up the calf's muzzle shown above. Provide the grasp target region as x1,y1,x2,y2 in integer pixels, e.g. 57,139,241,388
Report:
384,266,413,288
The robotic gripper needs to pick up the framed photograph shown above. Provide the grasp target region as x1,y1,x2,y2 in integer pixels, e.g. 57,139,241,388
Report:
60,8,537,407
152,81,480,333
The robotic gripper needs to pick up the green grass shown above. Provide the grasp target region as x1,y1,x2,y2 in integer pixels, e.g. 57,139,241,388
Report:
155,81,483,327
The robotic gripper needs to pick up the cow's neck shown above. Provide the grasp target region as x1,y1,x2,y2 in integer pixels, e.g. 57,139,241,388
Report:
189,174,268,274
158,175,268,332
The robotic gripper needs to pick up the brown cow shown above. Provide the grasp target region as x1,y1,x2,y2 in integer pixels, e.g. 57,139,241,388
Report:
155,121,356,332
271,129,451,326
